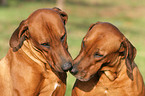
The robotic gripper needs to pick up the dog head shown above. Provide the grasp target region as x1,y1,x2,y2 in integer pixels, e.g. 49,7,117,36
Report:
9,8,72,72
70,22,136,81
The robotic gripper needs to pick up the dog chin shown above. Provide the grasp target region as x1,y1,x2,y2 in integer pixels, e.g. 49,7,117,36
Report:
75,75,93,82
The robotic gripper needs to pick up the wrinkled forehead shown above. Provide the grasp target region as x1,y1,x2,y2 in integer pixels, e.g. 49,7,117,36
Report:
28,9,65,32
84,23,123,54
26,9,65,43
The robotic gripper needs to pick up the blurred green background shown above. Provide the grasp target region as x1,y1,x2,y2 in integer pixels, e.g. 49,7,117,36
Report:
0,0,145,96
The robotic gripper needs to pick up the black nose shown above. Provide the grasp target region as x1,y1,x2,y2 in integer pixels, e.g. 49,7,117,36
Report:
70,67,78,75
61,62,72,71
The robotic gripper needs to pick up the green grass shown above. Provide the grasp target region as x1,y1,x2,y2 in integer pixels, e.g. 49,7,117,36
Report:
0,0,145,96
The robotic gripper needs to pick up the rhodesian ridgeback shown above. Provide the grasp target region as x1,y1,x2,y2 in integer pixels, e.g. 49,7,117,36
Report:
70,22,145,96
0,7,72,96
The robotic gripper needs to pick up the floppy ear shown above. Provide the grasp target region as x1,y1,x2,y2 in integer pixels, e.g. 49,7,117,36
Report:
119,38,136,80
52,7,68,25
9,20,29,52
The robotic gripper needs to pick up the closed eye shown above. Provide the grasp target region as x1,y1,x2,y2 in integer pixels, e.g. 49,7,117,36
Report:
41,42,50,48
61,33,66,42
94,52,103,58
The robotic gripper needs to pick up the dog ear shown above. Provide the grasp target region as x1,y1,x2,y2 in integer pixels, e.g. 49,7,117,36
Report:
52,7,68,25
120,38,136,80
9,20,29,52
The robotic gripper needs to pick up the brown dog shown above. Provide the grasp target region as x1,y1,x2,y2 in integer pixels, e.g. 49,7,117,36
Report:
70,22,145,96
0,8,72,96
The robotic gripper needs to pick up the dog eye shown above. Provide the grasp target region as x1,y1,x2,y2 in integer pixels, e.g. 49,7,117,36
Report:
61,33,66,42
94,52,103,58
41,42,50,48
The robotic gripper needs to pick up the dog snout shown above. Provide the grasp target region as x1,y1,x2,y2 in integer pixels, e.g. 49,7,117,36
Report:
70,67,78,75
61,62,72,71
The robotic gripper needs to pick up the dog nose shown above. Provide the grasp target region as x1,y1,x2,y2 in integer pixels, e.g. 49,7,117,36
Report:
70,68,78,75
61,62,72,71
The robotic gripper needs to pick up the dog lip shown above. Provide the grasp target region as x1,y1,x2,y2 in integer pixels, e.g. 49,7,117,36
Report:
74,72,95,82
76,76,92,81
76,76,91,82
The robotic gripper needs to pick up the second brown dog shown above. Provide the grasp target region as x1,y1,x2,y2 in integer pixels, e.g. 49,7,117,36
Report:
70,22,145,96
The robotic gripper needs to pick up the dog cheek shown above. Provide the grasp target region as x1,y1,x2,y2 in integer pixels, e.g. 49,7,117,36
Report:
41,51,55,68
89,62,103,75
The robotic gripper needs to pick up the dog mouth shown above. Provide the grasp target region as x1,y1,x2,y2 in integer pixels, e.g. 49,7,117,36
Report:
75,74,95,81
72,71,95,81
49,62,72,73
44,59,64,72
